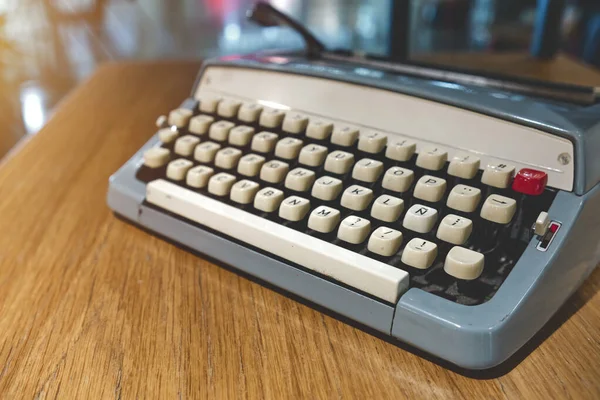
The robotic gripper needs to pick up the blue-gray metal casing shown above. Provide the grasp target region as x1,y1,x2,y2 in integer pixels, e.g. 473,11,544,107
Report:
107,53,600,370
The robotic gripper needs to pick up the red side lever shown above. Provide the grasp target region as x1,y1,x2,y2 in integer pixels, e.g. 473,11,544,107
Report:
512,168,548,195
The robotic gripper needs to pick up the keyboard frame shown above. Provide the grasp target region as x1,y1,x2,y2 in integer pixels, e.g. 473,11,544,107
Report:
108,53,600,370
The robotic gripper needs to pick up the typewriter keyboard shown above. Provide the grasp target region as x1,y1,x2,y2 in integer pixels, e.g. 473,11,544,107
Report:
137,96,557,305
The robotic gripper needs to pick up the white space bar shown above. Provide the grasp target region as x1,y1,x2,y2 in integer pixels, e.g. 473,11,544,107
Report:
146,179,409,303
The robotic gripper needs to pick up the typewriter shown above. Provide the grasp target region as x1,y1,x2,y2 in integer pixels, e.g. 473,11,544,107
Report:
107,3,600,370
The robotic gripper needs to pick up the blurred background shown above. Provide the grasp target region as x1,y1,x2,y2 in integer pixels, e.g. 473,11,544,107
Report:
0,0,599,159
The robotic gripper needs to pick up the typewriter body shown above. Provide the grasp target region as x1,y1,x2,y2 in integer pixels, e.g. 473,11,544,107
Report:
107,48,600,369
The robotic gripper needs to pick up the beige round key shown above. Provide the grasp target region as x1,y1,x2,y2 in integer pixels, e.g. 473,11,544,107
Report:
282,112,309,134
386,138,416,161
416,146,448,171
448,154,480,179
238,102,263,123
414,175,447,203
403,204,438,233
401,238,438,269
447,184,481,213
260,160,289,183
194,141,221,163
337,216,371,244
251,131,278,153
228,125,255,146
198,95,221,113
254,187,284,212
352,159,384,183
208,172,236,196
371,195,404,222
311,176,343,201
188,115,214,135
341,185,373,211
331,125,359,147
368,227,403,256
444,246,485,280
214,147,242,169
186,165,214,188
481,163,515,188
168,108,193,128
259,108,285,128
382,166,414,192
306,119,333,140
209,120,235,142
275,138,303,160
217,98,241,118
156,115,167,128
298,144,328,167
279,196,310,221
358,131,387,154
174,135,201,156
230,180,260,204
436,214,473,245
166,158,193,181
143,147,170,168
481,194,517,224
285,168,315,192
324,150,355,174
308,206,341,233
158,127,179,143
237,154,265,177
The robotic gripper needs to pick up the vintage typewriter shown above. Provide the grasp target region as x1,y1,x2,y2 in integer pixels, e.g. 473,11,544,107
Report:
107,3,600,369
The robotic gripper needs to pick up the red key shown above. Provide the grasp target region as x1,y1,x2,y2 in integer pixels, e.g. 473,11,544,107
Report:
512,168,548,195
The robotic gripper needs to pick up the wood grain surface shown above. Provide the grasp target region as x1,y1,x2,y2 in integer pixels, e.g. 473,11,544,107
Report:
0,61,599,399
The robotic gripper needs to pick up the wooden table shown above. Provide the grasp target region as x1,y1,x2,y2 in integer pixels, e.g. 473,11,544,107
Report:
0,62,599,399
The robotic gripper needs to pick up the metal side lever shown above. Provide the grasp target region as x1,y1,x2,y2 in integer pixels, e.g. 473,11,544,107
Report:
247,2,325,58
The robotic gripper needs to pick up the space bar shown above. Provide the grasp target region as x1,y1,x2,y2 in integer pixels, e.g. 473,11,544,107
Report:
146,179,409,303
